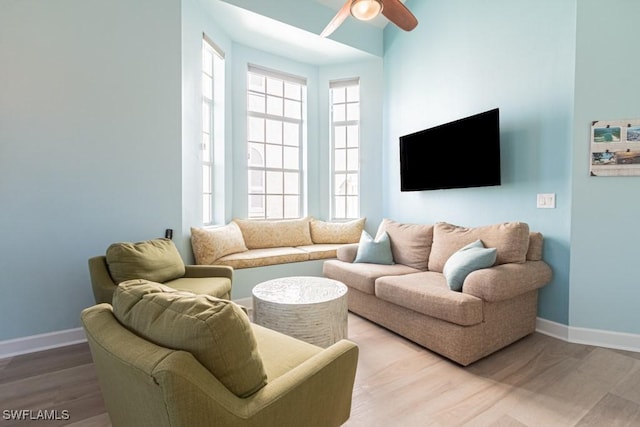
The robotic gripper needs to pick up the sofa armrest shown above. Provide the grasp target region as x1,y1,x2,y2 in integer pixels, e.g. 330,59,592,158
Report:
462,261,552,302
184,265,234,281
336,244,359,263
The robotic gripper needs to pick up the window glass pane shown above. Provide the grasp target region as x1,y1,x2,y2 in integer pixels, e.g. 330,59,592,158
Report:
284,82,301,100
333,104,346,122
248,73,265,92
202,165,211,192
346,196,359,218
335,173,346,195
203,194,211,224
346,85,359,102
203,50,213,74
284,195,299,218
283,122,299,146
266,171,283,193
334,196,345,218
332,87,345,103
266,77,283,96
347,148,359,171
248,194,264,219
248,93,265,113
248,169,264,191
202,75,212,99
266,95,283,116
346,103,359,121
202,133,211,160
284,146,298,170
347,125,359,147
335,149,346,172
335,125,346,148
248,117,264,142
265,144,283,168
202,102,211,133
248,143,264,167
346,173,359,195
284,99,301,120
265,119,282,144
266,195,283,218
284,172,299,194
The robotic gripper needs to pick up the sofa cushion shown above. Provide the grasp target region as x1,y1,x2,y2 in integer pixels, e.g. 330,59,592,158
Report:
374,272,483,326
375,219,433,270
216,247,309,269
354,231,394,265
527,232,544,261
310,218,365,244
296,244,344,260
234,217,313,249
428,222,530,272
112,280,267,398
106,238,185,284
190,223,248,265
323,259,420,295
443,240,497,291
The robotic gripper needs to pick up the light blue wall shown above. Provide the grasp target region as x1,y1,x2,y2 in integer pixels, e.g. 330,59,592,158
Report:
0,0,183,340
569,0,640,334
382,0,577,324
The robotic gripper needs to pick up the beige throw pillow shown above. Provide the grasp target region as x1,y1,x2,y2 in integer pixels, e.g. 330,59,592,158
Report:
112,280,267,398
375,219,433,271
234,217,313,249
428,222,530,273
191,223,248,264
106,238,185,284
310,218,365,244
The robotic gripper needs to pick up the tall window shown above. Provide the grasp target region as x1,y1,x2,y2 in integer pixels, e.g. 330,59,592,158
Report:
330,79,360,220
201,36,224,224
246,65,306,219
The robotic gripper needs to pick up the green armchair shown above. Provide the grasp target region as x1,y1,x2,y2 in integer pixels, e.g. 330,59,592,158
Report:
88,238,233,304
81,281,359,427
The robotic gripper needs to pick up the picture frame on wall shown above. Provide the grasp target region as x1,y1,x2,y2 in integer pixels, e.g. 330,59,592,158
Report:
590,118,640,176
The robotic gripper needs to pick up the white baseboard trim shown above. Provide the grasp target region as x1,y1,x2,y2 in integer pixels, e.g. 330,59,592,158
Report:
536,317,640,353
0,328,87,359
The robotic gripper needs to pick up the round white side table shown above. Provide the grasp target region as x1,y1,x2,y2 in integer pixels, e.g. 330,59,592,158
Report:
252,276,348,348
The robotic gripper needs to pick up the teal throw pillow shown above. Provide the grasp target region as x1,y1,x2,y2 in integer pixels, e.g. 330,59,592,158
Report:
354,231,394,265
443,240,497,291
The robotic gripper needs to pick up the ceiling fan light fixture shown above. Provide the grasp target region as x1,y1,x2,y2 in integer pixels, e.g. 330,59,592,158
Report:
350,0,383,21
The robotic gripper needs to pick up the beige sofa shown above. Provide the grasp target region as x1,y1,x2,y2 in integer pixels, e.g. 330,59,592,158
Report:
191,217,365,269
323,219,552,366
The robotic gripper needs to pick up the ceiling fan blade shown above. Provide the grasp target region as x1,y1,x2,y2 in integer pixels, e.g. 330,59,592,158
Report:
382,0,418,31
320,0,352,37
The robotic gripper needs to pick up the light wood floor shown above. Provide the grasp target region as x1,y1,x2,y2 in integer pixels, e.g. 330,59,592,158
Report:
2,314,640,426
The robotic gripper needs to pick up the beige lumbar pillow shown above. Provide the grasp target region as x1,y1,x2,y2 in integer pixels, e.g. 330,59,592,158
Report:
191,222,248,264
112,280,267,398
309,217,365,244
234,217,313,249
106,238,185,284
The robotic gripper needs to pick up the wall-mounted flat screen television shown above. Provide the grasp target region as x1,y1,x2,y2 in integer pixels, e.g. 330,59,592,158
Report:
399,108,501,191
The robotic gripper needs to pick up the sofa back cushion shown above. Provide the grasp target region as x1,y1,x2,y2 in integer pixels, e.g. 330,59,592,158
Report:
191,223,248,264
112,280,267,398
428,222,530,273
527,232,544,261
106,238,185,284
310,217,365,244
234,217,313,249
375,219,433,270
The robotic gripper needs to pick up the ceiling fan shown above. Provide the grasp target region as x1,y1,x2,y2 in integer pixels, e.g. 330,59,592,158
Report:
320,0,418,38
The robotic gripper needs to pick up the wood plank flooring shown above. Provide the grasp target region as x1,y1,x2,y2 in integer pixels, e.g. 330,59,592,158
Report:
1,313,640,426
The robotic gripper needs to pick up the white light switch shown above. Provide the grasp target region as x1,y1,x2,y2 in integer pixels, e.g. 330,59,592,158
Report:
537,193,556,209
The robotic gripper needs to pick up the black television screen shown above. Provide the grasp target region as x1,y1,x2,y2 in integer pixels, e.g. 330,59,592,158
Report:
399,108,501,191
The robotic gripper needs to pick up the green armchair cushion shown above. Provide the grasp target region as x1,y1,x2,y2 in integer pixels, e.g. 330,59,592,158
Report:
112,280,267,398
106,238,185,284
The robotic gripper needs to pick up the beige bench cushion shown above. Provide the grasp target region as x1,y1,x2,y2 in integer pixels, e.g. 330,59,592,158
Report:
112,280,267,398
374,272,483,326
296,244,343,260
216,247,309,269
429,222,530,273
